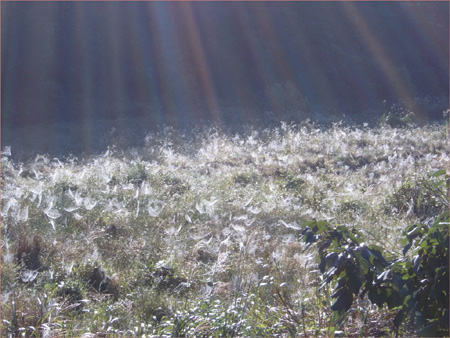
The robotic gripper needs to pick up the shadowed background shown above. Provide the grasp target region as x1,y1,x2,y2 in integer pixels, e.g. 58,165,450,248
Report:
1,1,449,159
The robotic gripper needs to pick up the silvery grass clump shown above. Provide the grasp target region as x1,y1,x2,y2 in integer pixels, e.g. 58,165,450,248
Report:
1,121,448,337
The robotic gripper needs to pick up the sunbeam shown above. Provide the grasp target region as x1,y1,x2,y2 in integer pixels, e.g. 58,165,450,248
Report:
342,2,417,110
179,2,221,125
1,1,448,159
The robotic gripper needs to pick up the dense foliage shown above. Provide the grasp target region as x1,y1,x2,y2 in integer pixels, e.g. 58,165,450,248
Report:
1,122,448,337
302,171,449,336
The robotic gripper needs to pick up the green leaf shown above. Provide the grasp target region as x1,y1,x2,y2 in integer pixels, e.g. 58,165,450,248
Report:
406,225,421,238
377,270,392,283
355,251,371,274
331,287,353,315
412,255,422,273
347,270,363,295
386,289,403,308
393,310,404,329
403,242,413,256
345,231,362,245
316,220,331,232
417,321,439,337
403,294,412,308
368,286,387,307
303,220,317,227
433,181,445,188
431,169,447,177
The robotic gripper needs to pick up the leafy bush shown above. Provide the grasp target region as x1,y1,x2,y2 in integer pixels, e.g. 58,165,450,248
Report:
302,170,449,336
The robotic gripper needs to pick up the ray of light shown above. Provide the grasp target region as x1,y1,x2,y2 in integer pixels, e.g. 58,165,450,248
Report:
103,1,128,121
341,2,417,110
401,4,449,90
269,3,339,114
233,3,314,119
401,4,449,120
124,3,159,129
178,2,221,126
233,2,273,122
73,2,95,154
2,1,447,159
151,2,181,127
252,3,295,113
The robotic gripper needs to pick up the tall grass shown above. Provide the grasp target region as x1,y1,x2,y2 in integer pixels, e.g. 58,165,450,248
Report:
1,121,448,337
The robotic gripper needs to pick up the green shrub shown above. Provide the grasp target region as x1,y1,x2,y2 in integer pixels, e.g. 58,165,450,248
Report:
379,105,415,128
126,162,148,185
387,174,447,219
75,262,119,298
233,172,259,186
284,175,306,192
55,279,86,313
302,170,449,336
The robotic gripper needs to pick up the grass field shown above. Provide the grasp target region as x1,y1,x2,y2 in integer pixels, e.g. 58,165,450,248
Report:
1,121,448,337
